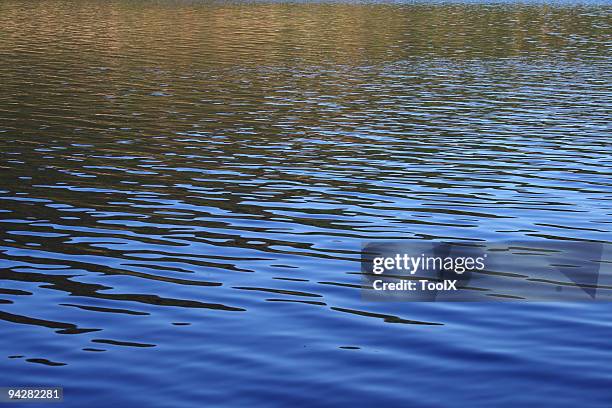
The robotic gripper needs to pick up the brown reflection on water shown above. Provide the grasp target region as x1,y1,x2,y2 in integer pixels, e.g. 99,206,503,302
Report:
0,1,608,67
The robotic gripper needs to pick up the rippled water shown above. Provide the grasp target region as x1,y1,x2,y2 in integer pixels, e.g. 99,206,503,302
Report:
1,0,611,406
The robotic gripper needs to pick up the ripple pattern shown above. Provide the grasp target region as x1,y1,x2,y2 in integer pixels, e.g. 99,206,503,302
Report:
0,1,611,407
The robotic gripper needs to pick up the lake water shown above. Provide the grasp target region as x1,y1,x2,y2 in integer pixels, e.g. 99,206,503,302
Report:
0,0,611,406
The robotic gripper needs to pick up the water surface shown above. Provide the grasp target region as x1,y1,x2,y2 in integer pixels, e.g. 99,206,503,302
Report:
0,1,611,406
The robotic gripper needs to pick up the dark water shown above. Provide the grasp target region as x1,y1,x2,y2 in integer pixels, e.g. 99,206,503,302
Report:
1,0,611,406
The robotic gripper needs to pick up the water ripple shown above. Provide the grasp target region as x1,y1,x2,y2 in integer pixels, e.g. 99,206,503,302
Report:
1,1,611,407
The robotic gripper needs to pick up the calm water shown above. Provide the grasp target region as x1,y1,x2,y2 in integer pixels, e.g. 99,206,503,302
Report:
1,0,611,406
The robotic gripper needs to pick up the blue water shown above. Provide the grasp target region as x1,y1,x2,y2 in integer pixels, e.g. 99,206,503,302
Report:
0,0,611,406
